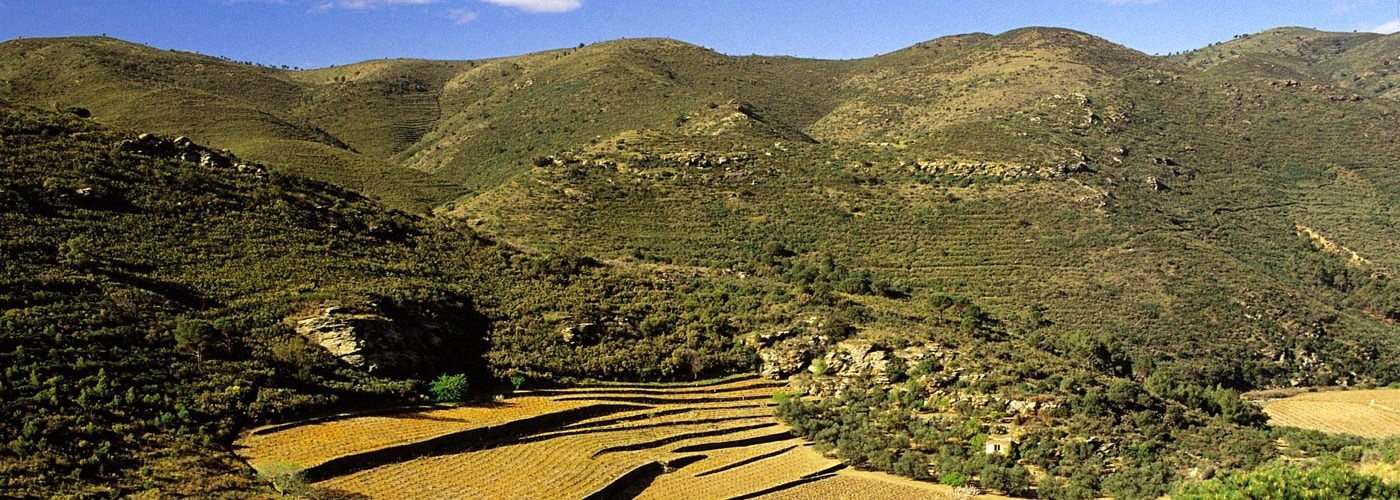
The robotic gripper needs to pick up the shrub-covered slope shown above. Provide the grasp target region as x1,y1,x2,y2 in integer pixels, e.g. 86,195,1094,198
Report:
455,27,1400,390
0,104,817,496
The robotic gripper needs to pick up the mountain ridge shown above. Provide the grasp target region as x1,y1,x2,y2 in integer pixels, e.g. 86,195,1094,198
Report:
0,27,1196,208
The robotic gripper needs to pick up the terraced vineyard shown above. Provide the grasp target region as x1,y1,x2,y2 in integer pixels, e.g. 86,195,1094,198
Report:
1263,388,1400,439
236,377,967,499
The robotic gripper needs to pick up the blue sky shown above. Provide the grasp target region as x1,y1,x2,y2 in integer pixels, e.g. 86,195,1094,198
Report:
1,0,1398,68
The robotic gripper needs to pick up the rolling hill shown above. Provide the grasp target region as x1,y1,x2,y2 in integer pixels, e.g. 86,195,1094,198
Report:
2,26,1399,497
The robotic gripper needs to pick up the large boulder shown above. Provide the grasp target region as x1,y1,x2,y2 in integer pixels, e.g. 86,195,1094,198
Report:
294,304,443,375
834,341,892,380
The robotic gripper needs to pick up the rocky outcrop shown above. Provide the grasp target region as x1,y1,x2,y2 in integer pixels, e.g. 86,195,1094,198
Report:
757,332,819,379
294,304,443,374
909,158,1087,180
560,322,599,345
118,133,266,177
663,151,751,169
787,341,903,396
822,341,893,381
755,321,832,379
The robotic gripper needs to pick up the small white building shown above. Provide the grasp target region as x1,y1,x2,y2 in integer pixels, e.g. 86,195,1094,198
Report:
985,436,1016,455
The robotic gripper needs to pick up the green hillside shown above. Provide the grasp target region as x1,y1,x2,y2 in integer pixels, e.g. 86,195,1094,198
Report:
1174,27,1400,100
2,26,1399,496
454,27,1400,389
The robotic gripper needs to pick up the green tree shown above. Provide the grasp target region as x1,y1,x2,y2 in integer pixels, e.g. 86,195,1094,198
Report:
981,463,1032,496
893,450,931,479
173,319,216,361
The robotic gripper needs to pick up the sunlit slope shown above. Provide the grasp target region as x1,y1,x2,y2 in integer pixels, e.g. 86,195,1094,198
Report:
0,37,462,211
396,38,841,193
1175,27,1400,100
451,27,1400,387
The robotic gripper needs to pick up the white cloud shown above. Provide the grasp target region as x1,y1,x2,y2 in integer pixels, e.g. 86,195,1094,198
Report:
446,7,478,24
1372,19,1400,33
478,0,581,13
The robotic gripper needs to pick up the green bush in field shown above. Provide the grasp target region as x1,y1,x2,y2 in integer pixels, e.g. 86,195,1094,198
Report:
939,471,967,487
257,462,308,496
429,373,470,403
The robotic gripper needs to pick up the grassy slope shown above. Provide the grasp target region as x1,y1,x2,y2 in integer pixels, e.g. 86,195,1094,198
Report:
400,38,844,196
0,37,463,212
455,27,1400,387
1173,27,1400,100
0,103,449,495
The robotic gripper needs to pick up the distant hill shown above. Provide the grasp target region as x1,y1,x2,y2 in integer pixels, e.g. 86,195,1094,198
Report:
0,37,465,211
449,27,1399,389
1174,27,1400,100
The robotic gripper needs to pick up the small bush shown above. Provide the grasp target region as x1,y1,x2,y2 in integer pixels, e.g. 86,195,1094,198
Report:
429,373,470,403
940,471,967,487
258,461,307,496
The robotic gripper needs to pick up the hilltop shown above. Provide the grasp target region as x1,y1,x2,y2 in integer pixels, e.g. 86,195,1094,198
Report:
2,26,1399,496
1174,27,1400,100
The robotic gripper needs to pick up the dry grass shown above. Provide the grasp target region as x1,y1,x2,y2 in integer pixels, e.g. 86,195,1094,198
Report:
315,408,781,496
1263,388,1400,439
1359,461,1400,484
315,434,648,498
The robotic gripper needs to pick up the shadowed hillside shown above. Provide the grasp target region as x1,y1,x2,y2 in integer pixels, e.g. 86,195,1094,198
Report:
0,103,826,496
